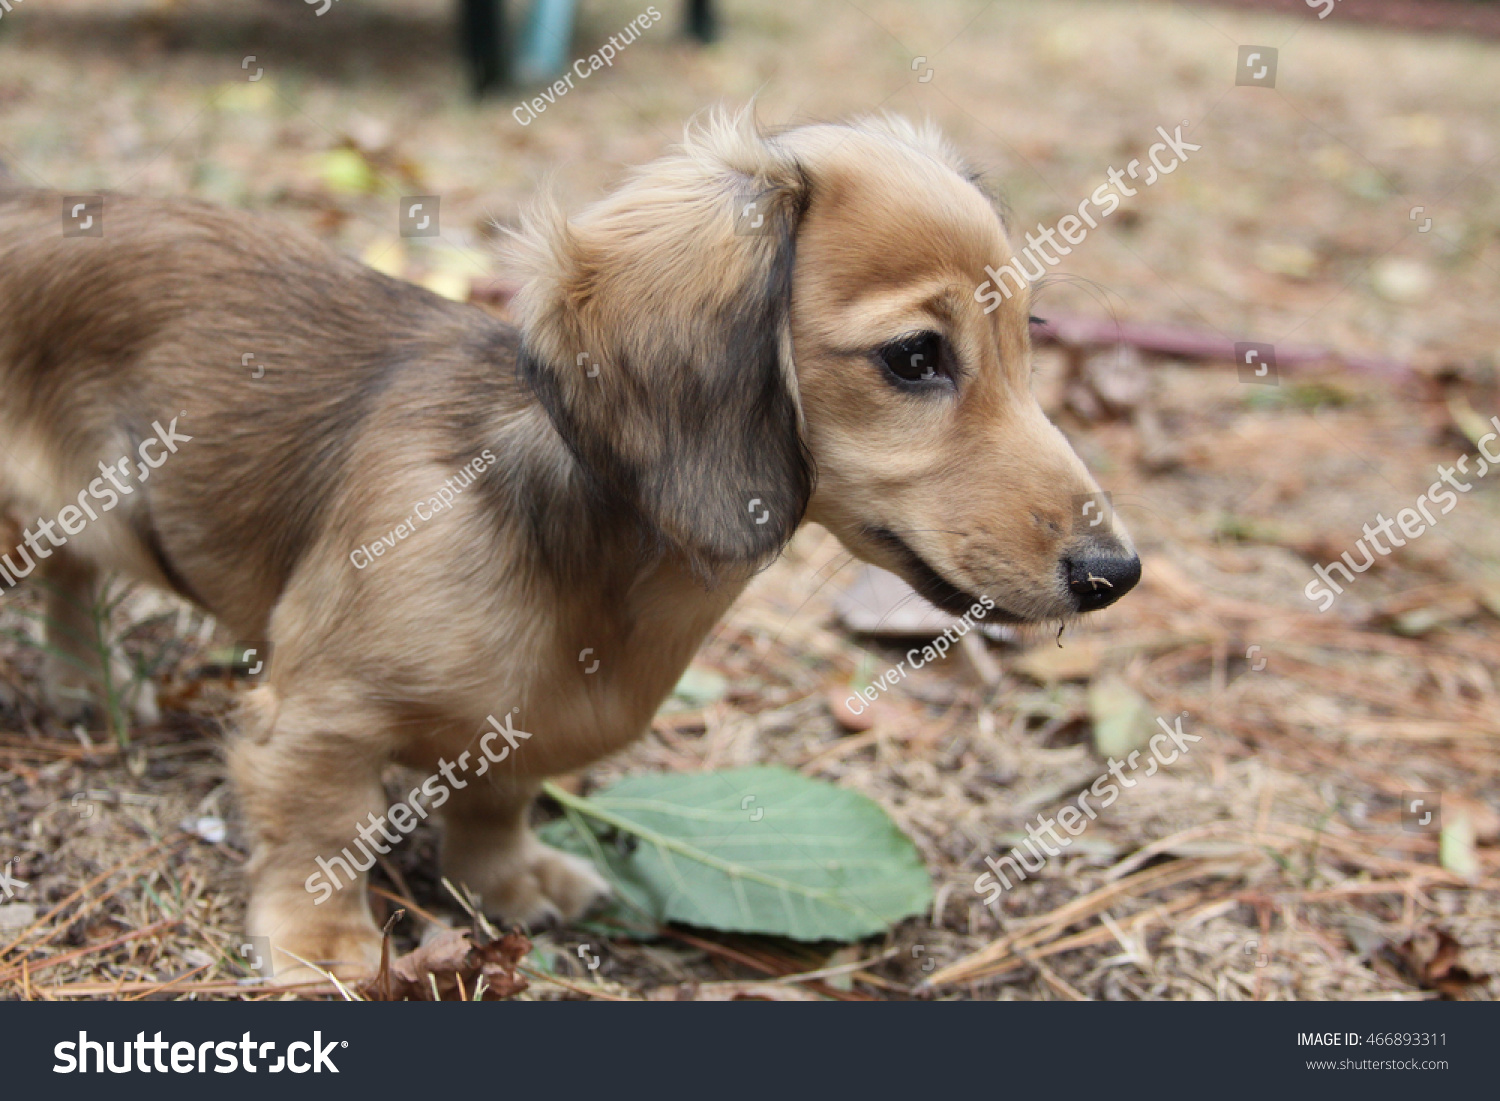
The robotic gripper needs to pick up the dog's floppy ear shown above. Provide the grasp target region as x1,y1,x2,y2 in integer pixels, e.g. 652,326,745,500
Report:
509,110,813,572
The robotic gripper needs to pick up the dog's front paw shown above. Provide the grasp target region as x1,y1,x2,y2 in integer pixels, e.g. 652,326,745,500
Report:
271,930,382,986
42,656,159,729
523,843,613,925
246,890,382,985
457,837,612,929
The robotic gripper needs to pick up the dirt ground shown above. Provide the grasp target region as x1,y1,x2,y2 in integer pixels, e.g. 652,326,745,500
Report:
0,0,1496,1000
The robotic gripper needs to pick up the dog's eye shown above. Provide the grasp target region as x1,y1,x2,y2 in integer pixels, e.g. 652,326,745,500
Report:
877,333,948,387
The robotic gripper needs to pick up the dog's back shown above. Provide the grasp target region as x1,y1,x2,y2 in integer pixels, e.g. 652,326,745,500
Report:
0,190,515,634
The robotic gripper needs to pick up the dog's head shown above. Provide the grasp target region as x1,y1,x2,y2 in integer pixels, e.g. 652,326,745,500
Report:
510,110,1139,623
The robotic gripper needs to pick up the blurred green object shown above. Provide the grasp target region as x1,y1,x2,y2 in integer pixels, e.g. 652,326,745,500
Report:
669,664,728,708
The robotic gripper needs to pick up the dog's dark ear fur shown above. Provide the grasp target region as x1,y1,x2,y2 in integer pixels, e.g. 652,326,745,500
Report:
509,111,813,573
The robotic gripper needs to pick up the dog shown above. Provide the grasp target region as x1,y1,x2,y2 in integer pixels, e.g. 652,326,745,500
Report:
0,111,1139,979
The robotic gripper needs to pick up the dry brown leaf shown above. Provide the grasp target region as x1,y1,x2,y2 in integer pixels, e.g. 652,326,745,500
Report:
826,687,880,731
1445,794,1500,843
1012,639,1102,683
1083,345,1151,416
1382,928,1488,1000
359,928,530,1002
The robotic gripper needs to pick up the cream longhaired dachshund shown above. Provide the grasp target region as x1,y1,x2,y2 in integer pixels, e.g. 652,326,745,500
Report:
0,112,1139,979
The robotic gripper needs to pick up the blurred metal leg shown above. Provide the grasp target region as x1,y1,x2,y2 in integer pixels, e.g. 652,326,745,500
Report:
460,0,510,95
686,0,717,43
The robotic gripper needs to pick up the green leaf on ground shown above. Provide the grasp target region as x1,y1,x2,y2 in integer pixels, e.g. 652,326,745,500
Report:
540,767,932,942
669,665,728,707
1088,675,1152,758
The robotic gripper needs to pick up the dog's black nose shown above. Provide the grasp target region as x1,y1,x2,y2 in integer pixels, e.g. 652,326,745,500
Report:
1065,550,1141,612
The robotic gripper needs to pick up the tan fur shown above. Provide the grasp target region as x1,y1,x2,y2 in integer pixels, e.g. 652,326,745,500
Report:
0,110,1136,979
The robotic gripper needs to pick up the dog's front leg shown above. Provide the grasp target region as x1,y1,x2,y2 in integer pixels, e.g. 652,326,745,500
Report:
230,686,389,981
441,777,611,928
35,551,159,727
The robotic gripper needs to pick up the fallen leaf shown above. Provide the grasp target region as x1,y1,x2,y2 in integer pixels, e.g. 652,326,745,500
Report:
359,928,530,1002
827,686,879,731
1013,639,1101,683
315,146,379,196
1082,345,1150,416
834,565,955,636
833,565,1016,642
1132,404,1184,472
1446,393,1493,449
1382,928,1487,999
671,665,727,708
541,767,932,942
1445,794,1500,843
1088,675,1152,758
1439,812,1480,881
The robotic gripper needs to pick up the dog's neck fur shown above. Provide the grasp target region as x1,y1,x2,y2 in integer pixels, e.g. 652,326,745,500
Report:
450,374,750,774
